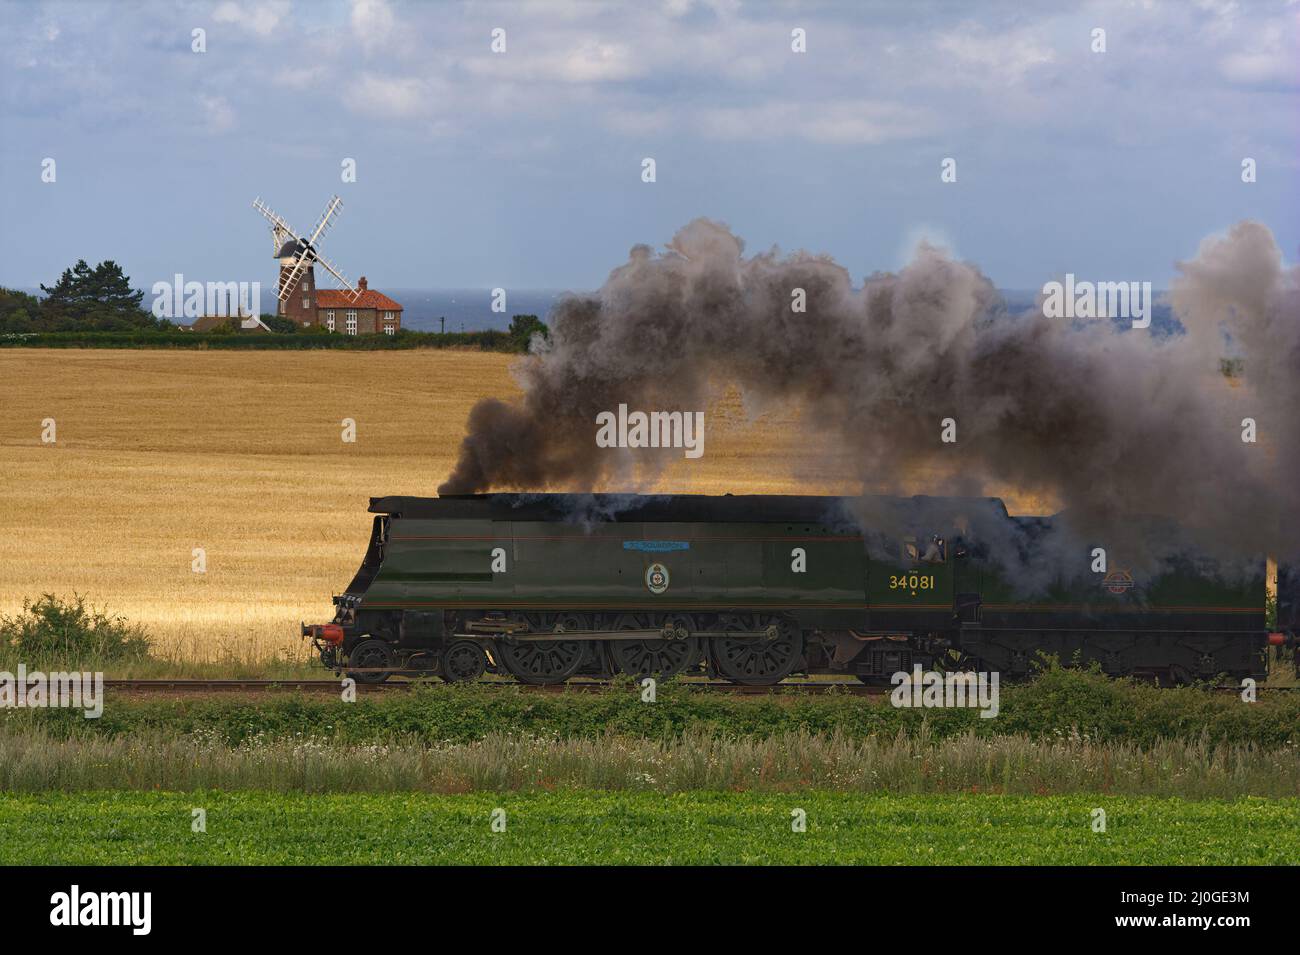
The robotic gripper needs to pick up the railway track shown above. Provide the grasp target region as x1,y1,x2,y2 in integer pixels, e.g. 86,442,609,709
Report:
101,678,1300,696
104,678,892,695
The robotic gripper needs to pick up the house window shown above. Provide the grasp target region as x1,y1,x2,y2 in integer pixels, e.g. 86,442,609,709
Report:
383,311,394,322
346,310,357,335
384,324,395,336
326,310,335,332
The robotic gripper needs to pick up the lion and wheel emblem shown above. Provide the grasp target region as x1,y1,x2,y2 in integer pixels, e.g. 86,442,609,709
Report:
645,562,670,594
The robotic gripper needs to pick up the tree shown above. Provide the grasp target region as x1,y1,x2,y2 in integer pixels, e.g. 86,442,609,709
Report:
507,314,549,352
39,259,152,331
0,287,41,334
263,315,298,334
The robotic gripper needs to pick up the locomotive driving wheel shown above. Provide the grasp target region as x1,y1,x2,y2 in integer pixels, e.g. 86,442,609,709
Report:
711,614,803,686
496,613,587,685
609,613,702,681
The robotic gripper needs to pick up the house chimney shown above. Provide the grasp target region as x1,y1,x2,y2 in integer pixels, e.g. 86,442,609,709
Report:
358,276,368,291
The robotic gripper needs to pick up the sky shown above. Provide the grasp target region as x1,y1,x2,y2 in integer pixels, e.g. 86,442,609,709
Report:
0,0,1296,296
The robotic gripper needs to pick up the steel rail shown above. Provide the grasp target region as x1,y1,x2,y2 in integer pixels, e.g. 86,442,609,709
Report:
99,678,1299,695
101,678,887,695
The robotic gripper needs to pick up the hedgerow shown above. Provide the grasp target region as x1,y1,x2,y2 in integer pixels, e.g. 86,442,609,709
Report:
7,666,1297,747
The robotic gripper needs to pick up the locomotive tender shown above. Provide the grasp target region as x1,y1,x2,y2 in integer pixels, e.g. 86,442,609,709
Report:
303,493,1295,685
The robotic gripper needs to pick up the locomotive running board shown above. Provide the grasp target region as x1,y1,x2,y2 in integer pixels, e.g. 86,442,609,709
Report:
453,627,779,642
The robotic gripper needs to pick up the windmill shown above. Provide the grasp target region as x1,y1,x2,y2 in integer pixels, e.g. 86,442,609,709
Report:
252,195,360,321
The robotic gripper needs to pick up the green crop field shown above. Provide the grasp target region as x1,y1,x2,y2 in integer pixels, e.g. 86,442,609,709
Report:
2,668,1296,866
1,791,1297,865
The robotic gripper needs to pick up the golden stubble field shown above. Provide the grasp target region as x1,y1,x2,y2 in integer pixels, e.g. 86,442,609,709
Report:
0,349,1053,668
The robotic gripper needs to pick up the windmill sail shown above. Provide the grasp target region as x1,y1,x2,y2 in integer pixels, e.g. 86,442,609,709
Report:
253,195,360,302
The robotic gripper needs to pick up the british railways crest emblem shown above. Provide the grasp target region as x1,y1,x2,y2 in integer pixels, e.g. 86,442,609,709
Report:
1102,570,1135,595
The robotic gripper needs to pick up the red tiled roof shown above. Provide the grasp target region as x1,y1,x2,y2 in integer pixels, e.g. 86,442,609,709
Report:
316,289,403,310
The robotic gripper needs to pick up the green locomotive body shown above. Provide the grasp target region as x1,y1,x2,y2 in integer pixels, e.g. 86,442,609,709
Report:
304,493,1281,685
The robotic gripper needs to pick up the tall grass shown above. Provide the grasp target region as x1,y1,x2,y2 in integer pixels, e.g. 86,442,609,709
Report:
2,725,1296,797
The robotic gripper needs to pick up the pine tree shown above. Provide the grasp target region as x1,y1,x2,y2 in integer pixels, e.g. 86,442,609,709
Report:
39,259,150,330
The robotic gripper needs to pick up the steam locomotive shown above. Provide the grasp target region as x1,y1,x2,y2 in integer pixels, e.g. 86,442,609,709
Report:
303,493,1298,685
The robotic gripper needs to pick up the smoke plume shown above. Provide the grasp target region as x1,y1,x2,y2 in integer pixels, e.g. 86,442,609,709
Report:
439,219,1298,562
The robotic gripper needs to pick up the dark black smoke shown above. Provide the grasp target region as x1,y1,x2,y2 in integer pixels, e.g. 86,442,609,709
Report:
439,219,1298,562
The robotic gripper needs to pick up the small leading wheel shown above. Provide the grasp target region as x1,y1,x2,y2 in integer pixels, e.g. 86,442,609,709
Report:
609,613,701,681
347,638,394,684
711,614,803,686
441,640,487,683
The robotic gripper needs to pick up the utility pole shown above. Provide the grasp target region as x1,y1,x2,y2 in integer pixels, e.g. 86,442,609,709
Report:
439,316,445,335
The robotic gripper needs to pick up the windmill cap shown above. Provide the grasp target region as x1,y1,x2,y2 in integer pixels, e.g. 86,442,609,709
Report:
275,238,308,258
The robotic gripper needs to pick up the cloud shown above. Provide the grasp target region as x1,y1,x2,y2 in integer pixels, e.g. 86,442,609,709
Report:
212,0,290,38
1,0,1295,188
350,0,395,54
343,72,428,118
1218,22,1298,87
697,100,930,145
549,39,641,83
198,94,235,132
935,23,1056,86
271,64,327,91
603,107,674,136
465,36,645,85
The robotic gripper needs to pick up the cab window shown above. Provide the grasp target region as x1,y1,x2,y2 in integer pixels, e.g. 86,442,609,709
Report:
905,535,947,564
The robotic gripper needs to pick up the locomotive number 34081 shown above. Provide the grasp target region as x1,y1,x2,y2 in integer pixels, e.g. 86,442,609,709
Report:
888,574,935,593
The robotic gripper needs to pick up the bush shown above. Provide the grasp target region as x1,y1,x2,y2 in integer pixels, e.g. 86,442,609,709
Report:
0,594,151,662
262,315,298,334
507,314,549,351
